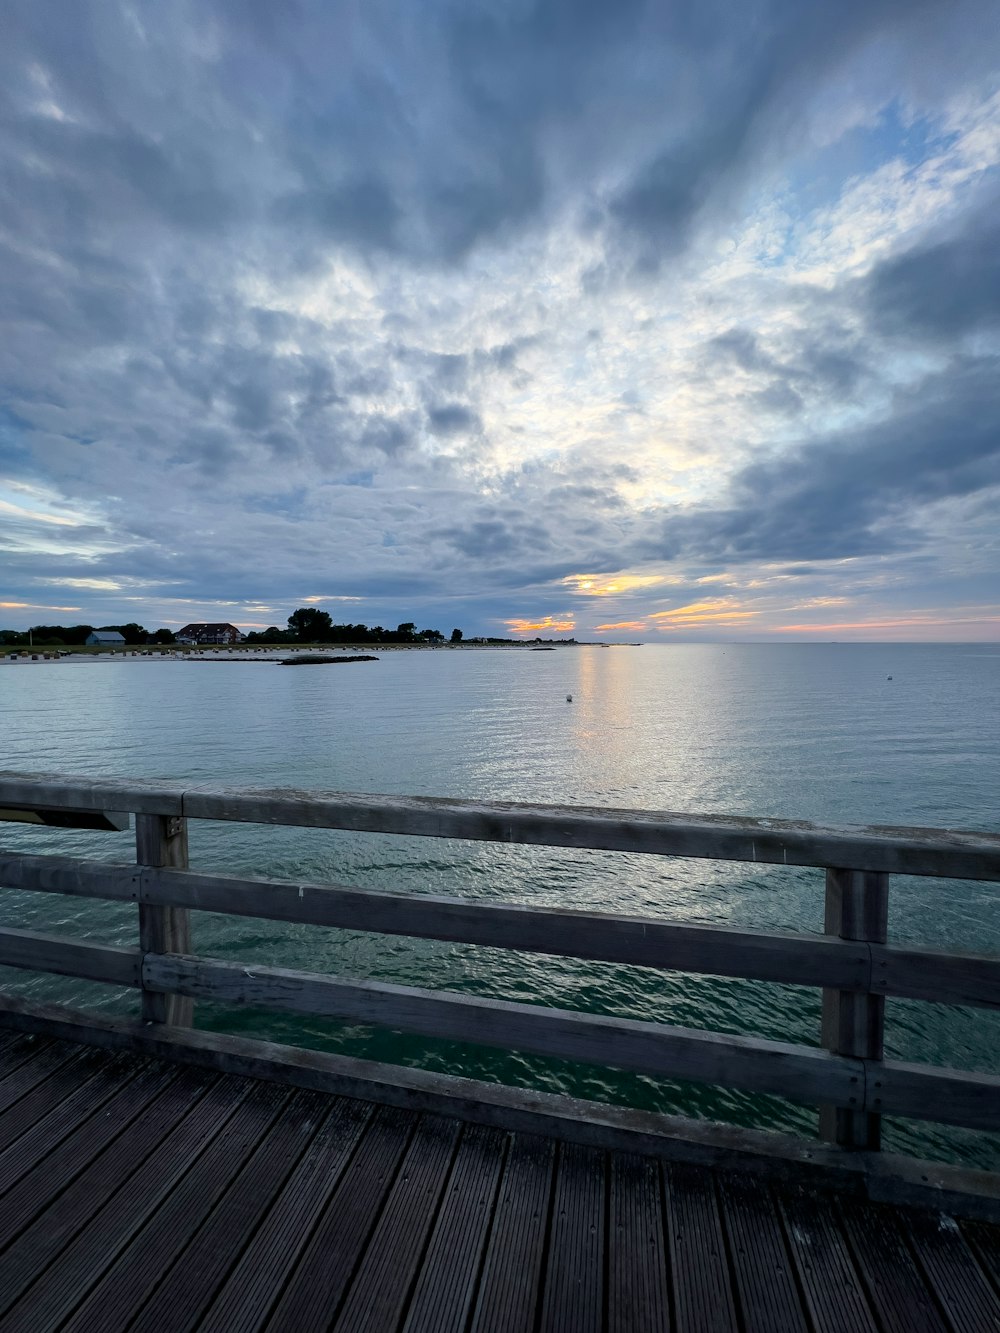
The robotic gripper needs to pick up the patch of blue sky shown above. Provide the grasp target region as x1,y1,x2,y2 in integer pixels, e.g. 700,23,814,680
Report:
779,100,950,223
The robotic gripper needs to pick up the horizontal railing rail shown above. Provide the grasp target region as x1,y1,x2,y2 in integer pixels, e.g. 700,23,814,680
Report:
0,770,998,1157
3,852,1000,1009
1,772,999,878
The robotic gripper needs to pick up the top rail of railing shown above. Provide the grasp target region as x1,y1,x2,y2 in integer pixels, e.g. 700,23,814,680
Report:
2,771,1000,880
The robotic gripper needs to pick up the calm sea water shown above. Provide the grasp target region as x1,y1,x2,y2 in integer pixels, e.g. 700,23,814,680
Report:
2,643,998,1165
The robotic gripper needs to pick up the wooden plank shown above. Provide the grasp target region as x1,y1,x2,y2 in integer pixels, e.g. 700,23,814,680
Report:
179,783,1000,880
2,1076,247,1331
143,952,863,1109
4,769,1000,876
136,813,193,1025
872,1060,1000,1131
128,1090,329,1333
9,1000,1000,1224
138,865,869,991
197,1098,374,1333
264,1105,416,1330
903,1209,1000,1333
62,1080,294,1333
0,925,140,986
0,771,183,816
0,853,870,990
777,1188,878,1333
838,1199,949,1333
469,1134,556,1333
0,1043,104,1150
873,944,1000,1010
0,1030,54,1079
402,1123,508,1333
716,1172,810,1332
608,1153,670,1333
0,1058,171,1220
0,1036,70,1116
0,850,138,901
331,1114,462,1333
13,851,1000,1011
0,1068,234,1322
665,1163,739,1331
14,852,1000,1012
961,1220,1000,1299
821,869,887,1149
539,1142,606,1333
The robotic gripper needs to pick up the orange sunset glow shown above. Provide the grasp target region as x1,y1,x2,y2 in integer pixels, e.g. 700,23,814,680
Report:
648,599,759,628
504,615,576,635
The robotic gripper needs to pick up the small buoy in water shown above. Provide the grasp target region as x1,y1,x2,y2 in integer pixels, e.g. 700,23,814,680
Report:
566,694,573,702
887,675,892,680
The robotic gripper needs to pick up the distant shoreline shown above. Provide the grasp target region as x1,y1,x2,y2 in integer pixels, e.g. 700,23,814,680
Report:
2,640,644,664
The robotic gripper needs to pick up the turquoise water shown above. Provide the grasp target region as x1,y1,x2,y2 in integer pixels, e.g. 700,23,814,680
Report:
1,643,998,1164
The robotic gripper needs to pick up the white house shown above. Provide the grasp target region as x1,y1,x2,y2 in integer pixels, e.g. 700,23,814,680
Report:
85,631,126,646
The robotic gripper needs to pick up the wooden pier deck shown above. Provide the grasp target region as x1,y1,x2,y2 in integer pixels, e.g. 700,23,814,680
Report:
1,1030,999,1333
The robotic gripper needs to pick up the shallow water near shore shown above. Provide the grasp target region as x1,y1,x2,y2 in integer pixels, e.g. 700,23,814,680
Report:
2,642,998,1165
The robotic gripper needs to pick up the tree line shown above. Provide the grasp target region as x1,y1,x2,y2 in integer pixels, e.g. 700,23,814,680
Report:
248,609,462,644
0,623,175,646
0,611,464,647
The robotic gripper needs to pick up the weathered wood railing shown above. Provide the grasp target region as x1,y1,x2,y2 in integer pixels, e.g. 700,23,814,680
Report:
1,771,999,1165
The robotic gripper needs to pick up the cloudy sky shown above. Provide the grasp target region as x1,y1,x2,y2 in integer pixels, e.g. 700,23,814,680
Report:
2,1,999,640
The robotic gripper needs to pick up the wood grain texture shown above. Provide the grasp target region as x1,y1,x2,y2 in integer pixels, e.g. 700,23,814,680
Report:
873,1059,1000,1131
821,869,887,1149
0,1036,997,1333
197,1098,373,1333
136,814,193,1026
5,995,1000,1219
331,1115,462,1333
143,951,864,1108
0,1058,166,1220
128,1090,327,1333
0,771,183,816
665,1163,739,1332
139,866,868,989
873,944,1000,1009
402,1123,508,1333
717,1172,810,1332
838,1199,950,1333
0,851,137,900
7,1076,251,1333
903,1209,1000,1333
3,769,1000,877
777,1188,878,1333
539,1142,606,1333
0,1069,233,1325
0,926,140,987
62,1080,294,1333
263,1106,416,1330
608,1153,670,1333
9,853,1000,1010
469,1134,556,1333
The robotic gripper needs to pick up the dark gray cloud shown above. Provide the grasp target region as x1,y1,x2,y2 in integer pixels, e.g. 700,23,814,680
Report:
426,404,482,437
868,199,1000,340
648,355,1000,565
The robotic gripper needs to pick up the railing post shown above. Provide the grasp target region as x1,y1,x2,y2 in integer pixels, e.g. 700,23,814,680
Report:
820,868,888,1149
136,813,193,1027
